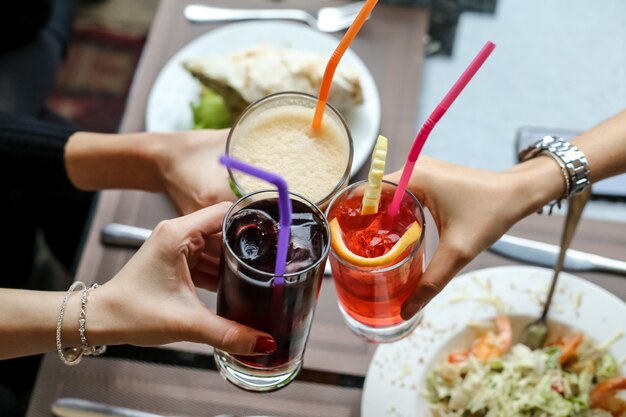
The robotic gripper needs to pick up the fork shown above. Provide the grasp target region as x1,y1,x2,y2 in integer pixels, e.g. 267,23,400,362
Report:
183,2,366,33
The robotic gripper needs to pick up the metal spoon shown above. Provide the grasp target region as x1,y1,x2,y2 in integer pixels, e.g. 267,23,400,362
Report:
518,187,592,349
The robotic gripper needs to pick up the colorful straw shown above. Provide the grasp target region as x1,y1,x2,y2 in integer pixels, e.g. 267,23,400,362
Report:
219,155,292,284
312,0,378,129
388,41,496,217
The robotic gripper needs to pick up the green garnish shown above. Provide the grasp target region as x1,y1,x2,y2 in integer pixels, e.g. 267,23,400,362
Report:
190,87,231,129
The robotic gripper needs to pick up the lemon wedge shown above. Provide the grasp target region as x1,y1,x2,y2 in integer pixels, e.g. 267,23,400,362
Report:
361,135,388,215
330,218,422,267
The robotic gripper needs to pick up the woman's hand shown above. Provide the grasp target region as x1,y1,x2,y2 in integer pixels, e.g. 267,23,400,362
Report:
386,156,560,318
66,129,236,215
154,129,235,214
90,202,276,355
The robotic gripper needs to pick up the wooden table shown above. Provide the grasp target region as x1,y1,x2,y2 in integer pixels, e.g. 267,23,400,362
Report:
25,1,626,416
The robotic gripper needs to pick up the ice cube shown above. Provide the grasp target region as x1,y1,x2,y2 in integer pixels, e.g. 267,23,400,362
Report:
227,209,278,266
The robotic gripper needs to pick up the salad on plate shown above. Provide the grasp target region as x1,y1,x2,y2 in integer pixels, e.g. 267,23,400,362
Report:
426,315,626,417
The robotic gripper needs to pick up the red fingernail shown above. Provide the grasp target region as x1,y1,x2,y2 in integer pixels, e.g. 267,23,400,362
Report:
253,336,277,354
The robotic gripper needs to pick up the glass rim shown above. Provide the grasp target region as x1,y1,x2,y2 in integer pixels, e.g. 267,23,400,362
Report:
222,189,331,279
325,179,426,273
225,91,354,207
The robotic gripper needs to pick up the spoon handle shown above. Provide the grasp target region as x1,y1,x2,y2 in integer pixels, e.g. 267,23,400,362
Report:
541,187,592,320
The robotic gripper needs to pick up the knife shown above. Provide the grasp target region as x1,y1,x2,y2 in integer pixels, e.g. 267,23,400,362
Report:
101,223,152,248
51,397,274,417
101,223,333,276
51,397,179,417
489,234,626,275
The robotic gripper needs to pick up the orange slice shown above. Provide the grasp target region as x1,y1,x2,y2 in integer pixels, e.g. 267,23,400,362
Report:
330,218,422,267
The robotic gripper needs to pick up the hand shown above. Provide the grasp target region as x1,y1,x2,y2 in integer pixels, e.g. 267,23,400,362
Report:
385,156,539,318
92,202,276,355
155,129,236,214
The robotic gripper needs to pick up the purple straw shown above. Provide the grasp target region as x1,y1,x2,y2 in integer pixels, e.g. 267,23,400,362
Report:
219,155,292,284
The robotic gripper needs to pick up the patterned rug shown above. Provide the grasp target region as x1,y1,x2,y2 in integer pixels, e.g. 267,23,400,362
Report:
46,27,146,133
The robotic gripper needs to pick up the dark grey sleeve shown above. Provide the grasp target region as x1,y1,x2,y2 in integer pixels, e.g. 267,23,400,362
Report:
0,112,79,192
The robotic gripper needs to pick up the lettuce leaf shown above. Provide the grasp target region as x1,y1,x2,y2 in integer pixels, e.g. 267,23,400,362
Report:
190,87,231,129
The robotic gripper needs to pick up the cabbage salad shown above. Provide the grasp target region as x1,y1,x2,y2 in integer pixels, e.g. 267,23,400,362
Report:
425,316,625,417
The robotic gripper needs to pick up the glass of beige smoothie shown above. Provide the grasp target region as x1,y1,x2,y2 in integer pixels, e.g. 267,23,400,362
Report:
226,92,353,208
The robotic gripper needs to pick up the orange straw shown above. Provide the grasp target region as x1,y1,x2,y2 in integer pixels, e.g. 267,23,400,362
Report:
312,0,378,129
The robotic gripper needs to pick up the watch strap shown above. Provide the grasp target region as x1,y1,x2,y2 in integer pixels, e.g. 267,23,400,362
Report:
518,136,591,214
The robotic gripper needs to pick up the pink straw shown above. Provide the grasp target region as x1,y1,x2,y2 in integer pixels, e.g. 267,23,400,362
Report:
388,41,496,217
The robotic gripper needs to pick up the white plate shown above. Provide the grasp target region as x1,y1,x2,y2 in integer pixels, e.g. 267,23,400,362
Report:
361,266,626,417
146,21,381,178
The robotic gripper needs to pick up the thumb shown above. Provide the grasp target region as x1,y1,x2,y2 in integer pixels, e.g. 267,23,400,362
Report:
401,242,469,320
192,311,277,356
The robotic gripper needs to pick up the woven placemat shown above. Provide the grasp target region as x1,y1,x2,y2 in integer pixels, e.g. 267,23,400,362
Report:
27,354,362,417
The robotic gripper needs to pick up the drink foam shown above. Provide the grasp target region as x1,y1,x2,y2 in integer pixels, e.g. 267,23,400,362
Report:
231,105,350,203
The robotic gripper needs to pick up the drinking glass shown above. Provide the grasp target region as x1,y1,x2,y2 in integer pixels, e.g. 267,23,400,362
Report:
214,190,330,392
225,91,353,208
326,180,426,342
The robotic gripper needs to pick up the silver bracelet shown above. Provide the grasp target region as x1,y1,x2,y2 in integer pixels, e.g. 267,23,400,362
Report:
79,283,107,357
539,150,571,214
56,281,87,366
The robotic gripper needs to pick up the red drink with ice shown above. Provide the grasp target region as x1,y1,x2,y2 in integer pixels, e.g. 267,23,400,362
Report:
326,180,425,342
215,191,329,391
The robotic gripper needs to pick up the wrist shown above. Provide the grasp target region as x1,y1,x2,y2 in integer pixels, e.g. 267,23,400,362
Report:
516,136,591,214
506,156,566,216
79,282,127,347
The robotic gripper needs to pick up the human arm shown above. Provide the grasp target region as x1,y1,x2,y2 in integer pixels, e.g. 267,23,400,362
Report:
65,129,234,213
391,109,626,318
0,202,275,360
0,112,233,213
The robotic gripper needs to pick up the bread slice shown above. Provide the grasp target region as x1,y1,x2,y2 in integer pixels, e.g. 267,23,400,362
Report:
182,44,364,119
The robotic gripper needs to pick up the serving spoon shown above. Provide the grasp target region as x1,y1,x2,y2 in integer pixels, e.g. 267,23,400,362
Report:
518,187,592,350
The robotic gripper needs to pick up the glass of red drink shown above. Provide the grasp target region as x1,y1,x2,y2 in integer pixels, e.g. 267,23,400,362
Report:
215,190,329,392
326,180,426,342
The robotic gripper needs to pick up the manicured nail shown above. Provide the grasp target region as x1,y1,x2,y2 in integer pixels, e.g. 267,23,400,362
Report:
253,336,277,354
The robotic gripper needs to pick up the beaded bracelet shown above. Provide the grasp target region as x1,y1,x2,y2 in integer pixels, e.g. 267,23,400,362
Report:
79,283,107,356
56,281,107,365
56,281,87,366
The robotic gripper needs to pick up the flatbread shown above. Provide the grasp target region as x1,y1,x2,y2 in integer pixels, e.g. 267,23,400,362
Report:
182,44,363,119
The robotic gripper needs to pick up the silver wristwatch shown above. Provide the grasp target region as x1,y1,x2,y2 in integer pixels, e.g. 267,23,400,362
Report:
518,135,591,213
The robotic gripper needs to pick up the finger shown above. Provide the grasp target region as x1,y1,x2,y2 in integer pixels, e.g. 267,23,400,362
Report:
190,310,276,356
191,254,220,290
204,233,222,258
190,270,219,292
401,242,469,320
195,253,220,274
171,201,232,240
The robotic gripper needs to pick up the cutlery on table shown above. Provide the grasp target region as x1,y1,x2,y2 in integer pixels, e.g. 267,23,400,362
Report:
51,397,179,417
52,397,276,417
489,233,626,276
518,188,591,349
184,2,366,32
100,223,151,248
102,222,626,277
100,223,334,276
